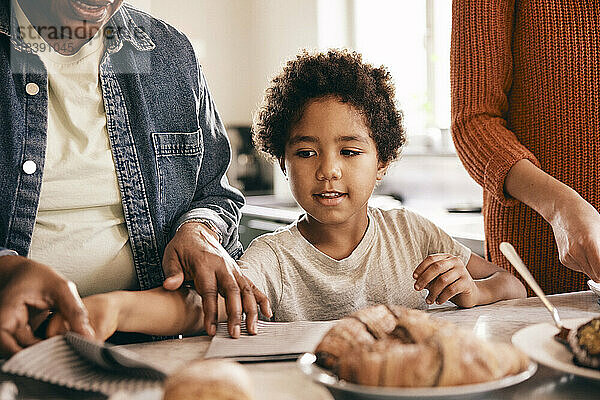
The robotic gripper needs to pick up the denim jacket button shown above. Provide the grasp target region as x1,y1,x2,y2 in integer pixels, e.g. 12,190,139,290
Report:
25,82,39,96
22,160,37,174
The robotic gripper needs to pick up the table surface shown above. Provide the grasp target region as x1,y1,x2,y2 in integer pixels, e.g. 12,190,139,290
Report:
2,291,600,399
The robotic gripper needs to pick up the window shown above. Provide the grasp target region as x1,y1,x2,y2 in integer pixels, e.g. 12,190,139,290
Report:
318,0,452,152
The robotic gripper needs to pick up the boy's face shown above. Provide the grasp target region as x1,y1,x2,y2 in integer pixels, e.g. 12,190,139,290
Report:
283,97,388,227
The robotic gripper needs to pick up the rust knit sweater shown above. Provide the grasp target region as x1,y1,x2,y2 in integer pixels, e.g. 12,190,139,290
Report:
451,0,600,295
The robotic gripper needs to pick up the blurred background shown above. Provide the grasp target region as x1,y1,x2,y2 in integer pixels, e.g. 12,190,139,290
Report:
128,0,484,254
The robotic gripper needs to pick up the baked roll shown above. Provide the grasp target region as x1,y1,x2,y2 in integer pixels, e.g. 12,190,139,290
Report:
163,359,254,400
315,305,529,387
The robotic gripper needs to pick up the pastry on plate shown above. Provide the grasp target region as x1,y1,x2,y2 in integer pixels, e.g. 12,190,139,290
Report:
315,304,530,387
568,317,600,370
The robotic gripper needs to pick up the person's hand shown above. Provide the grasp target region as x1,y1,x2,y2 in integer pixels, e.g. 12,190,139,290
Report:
413,254,481,308
47,293,120,342
549,195,600,282
161,222,272,338
0,255,95,356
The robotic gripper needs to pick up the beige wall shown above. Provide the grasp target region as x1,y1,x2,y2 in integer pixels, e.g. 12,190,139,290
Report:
126,0,319,126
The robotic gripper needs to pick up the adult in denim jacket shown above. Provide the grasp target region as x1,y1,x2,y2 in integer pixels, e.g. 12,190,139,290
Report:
0,0,266,355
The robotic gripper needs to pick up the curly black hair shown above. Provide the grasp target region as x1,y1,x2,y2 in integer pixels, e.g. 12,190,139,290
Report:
252,49,405,165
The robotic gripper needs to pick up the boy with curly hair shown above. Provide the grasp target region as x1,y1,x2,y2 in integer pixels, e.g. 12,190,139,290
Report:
241,49,526,321
48,51,525,341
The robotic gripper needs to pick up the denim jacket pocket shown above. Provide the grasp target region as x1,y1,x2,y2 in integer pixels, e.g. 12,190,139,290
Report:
152,130,203,234
153,130,202,157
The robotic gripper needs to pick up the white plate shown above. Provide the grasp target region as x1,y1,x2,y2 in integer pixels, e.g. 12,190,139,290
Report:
512,318,600,381
297,353,537,399
587,280,600,297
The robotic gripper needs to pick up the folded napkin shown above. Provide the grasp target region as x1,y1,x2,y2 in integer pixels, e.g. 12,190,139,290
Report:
1,333,165,395
2,320,339,393
205,319,338,361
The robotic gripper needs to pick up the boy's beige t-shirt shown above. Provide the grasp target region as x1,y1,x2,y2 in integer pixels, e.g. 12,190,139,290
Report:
239,207,471,322
14,1,137,297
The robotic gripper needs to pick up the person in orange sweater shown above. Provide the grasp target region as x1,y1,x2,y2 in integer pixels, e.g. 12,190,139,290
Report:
451,1,600,294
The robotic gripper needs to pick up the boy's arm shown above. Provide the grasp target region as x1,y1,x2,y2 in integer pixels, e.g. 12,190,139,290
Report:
464,253,527,305
47,288,233,340
111,288,206,336
111,288,236,336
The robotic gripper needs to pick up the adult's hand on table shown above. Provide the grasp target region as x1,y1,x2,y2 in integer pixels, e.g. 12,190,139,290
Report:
162,222,271,338
549,195,600,282
0,255,95,357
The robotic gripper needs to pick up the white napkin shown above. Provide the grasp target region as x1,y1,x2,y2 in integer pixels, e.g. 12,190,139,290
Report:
205,319,337,361
1,334,164,395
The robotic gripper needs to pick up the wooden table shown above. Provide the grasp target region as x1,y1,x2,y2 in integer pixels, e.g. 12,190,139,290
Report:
2,291,600,399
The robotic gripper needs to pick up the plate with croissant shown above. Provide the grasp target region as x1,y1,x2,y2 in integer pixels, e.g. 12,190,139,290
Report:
512,317,600,381
298,305,537,399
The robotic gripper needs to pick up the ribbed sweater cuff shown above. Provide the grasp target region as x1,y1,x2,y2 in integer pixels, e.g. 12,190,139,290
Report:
484,148,540,207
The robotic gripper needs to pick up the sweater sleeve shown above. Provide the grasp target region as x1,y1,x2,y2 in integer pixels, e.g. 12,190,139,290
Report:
450,0,540,205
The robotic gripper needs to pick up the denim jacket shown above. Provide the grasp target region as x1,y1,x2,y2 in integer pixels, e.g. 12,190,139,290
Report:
0,1,244,290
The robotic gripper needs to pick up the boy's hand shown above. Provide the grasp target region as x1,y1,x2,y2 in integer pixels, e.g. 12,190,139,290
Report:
413,254,481,308
47,293,121,342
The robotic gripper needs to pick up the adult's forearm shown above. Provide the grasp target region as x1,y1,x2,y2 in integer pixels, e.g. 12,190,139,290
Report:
504,159,581,223
505,160,600,281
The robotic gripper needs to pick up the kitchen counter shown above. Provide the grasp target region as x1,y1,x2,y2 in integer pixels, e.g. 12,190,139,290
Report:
2,291,599,399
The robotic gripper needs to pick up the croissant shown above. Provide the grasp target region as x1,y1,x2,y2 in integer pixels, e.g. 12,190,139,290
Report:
315,305,529,387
